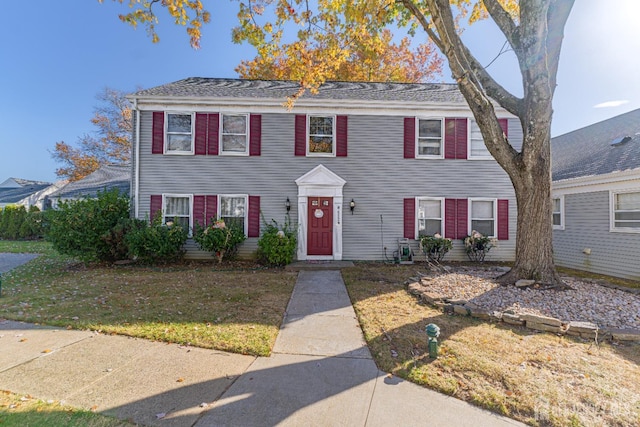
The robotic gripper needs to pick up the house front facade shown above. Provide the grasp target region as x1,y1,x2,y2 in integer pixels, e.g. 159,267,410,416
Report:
129,78,520,262
552,109,640,280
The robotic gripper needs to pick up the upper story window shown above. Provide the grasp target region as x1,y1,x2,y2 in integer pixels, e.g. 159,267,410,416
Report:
220,195,248,235
165,113,194,154
221,114,248,155
469,120,492,159
611,190,640,232
417,197,444,236
163,194,192,233
308,115,335,155
552,196,564,230
470,198,496,237
417,118,443,158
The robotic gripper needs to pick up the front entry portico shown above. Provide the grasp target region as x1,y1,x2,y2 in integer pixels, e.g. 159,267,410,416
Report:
295,165,346,261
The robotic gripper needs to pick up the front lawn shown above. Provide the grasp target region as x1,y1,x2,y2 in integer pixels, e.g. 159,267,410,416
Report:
343,263,640,427
0,245,296,357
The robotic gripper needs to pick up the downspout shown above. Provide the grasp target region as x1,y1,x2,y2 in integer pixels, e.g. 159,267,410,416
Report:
133,97,141,218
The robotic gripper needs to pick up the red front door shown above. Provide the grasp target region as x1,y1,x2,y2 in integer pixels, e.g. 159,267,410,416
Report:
307,197,333,256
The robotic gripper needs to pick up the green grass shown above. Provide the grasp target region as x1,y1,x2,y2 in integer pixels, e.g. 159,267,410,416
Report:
0,251,297,357
0,240,54,255
0,390,136,427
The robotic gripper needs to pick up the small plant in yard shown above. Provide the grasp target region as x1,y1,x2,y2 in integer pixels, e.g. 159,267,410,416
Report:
257,217,297,267
194,219,246,263
125,215,188,264
419,233,452,262
463,230,495,262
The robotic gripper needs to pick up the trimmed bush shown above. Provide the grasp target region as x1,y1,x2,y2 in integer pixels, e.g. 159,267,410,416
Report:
257,217,297,267
193,219,246,263
125,215,188,264
44,189,131,262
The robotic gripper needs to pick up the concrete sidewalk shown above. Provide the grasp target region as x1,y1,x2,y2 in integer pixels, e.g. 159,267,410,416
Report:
0,269,525,426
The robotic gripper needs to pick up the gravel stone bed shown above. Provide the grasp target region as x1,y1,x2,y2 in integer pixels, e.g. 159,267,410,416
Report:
419,267,640,330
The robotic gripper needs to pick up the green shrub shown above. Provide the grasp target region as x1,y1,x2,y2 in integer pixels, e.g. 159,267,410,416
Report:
44,189,131,262
193,219,246,263
19,206,45,240
125,214,188,264
419,233,453,262
463,230,495,262
0,205,27,240
257,217,297,267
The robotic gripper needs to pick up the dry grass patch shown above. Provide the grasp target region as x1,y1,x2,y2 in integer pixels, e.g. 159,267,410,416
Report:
1,254,296,356
343,262,640,427
0,390,135,426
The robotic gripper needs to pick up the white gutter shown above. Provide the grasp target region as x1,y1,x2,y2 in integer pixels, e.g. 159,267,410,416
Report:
133,97,141,218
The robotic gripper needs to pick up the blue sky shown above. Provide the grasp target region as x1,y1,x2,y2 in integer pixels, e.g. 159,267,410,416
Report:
1,0,639,183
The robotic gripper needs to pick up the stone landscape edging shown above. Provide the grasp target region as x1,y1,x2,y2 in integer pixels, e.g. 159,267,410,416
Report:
406,281,640,343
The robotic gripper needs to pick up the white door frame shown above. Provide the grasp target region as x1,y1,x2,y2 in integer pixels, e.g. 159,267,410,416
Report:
295,165,346,260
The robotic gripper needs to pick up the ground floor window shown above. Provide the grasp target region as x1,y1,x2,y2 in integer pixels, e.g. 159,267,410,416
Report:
163,194,192,231
612,190,640,231
417,197,444,236
470,198,496,237
220,195,247,234
552,196,564,229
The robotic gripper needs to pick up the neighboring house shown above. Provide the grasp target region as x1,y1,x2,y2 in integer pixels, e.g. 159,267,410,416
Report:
128,78,522,261
552,108,640,280
0,178,60,210
47,164,131,208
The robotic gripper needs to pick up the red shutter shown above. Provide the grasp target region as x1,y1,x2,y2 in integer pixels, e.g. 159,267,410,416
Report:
403,198,415,239
152,112,164,154
497,199,509,240
498,118,509,138
193,195,206,227
445,118,468,159
445,198,468,239
444,198,457,239
248,196,260,237
404,117,415,159
195,113,208,155
205,195,218,226
150,195,162,222
295,115,306,156
250,114,261,156
456,198,468,239
336,115,348,157
207,113,219,156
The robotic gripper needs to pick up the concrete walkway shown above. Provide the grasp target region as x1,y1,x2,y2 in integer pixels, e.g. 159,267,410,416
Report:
0,268,525,426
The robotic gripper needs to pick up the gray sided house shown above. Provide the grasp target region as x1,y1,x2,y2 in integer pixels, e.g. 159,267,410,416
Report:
552,108,640,280
47,164,131,208
129,78,522,262
0,178,60,210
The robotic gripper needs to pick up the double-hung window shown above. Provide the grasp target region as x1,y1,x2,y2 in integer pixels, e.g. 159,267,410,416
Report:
221,114,248,155
552,196,564,229
417,118,443,158
470,199,496,237
417,198,444,236
308,115,335,155
165,113,194,154
611,190,640,232
469,120,492,159
163,194,192,232
220,195,248,235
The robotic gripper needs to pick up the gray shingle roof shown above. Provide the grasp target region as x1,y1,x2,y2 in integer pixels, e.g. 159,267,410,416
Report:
49,164,131,199
552,109,640,181
0,184,52,204
131,77,467,104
